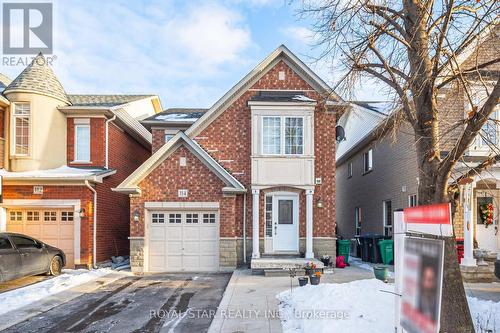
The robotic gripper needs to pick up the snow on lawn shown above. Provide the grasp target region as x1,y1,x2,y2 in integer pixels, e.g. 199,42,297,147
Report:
277,279,500,333
0,269,112,316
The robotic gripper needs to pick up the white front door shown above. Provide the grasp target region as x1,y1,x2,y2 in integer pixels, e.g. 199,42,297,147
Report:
273,195,299,252
476,195,499,252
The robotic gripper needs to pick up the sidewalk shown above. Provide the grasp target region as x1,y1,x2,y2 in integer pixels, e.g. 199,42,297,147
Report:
208,265,374,333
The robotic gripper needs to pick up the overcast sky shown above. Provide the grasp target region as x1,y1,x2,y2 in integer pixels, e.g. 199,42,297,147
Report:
0,0,385,108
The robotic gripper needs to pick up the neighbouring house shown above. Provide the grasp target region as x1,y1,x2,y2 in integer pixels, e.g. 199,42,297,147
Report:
0,54,162,268
336,27,500,268
114,45,341,273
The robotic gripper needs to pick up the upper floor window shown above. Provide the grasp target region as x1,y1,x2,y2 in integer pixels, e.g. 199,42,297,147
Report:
383,200,392,236
12,103,30,155
74,123,90,162
347,162,353,178
363,149,373,173
262,116,303,155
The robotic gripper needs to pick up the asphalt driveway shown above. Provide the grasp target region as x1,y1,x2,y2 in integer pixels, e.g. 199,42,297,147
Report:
2,273,231,333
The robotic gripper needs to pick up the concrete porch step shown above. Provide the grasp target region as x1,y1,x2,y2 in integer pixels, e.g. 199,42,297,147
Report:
264,269,306,277
251,257,324,271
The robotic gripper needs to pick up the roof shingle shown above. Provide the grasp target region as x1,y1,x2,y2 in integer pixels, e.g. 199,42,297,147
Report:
4,53,69,103
68,94,155,107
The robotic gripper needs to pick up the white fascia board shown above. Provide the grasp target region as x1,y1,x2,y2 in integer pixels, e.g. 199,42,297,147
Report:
247,101,317,107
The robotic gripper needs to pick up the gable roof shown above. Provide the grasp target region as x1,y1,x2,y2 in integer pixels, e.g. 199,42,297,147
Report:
113,131,246,195
186,44,341,137
68,94,155,107
3,53,69,103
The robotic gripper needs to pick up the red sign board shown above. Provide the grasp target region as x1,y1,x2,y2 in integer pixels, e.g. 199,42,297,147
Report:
404,203,451,225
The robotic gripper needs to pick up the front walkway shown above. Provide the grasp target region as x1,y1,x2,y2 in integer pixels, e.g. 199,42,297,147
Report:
208,265,374,333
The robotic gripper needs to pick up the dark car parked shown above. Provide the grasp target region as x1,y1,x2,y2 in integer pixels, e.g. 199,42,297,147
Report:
0,232,66,283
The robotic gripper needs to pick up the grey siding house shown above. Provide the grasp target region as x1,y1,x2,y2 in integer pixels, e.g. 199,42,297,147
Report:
335,102,419,241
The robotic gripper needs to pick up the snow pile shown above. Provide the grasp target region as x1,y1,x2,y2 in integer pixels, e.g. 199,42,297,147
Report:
0,165,106,179
467,296,500,332
292,95,315,102
277,279,395,333
0,269,111,316
277,279,500,333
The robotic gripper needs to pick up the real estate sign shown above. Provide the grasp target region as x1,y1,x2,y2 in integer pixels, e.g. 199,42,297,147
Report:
400,237,444,333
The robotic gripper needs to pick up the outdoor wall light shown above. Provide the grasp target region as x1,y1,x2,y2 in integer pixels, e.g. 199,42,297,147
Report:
316,198,323,208
79,208,85,218
133,210,140,222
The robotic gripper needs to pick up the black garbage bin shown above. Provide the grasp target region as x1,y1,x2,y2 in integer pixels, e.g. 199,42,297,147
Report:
364,234,386,264
359,236,371,262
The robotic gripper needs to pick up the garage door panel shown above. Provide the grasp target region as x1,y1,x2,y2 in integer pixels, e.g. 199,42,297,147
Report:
150,228,166,241
200,227,218,239
166,241,182,254
166,256,183,271
148,210,218,272
166,227,182,240
183,227,200,241
183,241,200,254
199,241,217,253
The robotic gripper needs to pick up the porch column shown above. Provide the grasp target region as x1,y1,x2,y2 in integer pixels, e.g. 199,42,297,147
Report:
252,189,260,259
461,182,476,266
305,189,314,258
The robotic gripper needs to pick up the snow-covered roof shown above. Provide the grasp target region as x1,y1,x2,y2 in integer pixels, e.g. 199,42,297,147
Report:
336,102,395,162
0,166,116,183
155,113,200,122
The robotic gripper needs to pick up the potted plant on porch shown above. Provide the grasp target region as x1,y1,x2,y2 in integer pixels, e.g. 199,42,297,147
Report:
310,271,321,285
304,261,319,276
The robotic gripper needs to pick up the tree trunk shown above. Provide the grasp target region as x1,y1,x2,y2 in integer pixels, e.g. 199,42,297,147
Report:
416,145,475,332
440,237,475,333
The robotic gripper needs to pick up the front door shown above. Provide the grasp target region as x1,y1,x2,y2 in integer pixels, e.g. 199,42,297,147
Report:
273,195,298,252
476,196,499,252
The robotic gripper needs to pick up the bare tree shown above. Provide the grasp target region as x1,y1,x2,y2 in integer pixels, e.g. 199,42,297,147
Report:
297,0,499,331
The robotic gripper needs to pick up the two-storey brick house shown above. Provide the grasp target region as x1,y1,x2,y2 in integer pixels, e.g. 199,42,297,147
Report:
114,45,340,273
0,54,162,268
336,27,500,265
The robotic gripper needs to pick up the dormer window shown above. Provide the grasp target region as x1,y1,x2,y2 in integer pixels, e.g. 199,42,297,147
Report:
12,103,30,155
477,110,498,147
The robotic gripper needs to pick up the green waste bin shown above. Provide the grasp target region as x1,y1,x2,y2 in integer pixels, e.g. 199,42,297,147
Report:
337,240,351,264
378,239,394,265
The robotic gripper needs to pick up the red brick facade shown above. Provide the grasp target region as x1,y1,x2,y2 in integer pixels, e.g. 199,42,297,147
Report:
133,59,337,255
5,119,150,266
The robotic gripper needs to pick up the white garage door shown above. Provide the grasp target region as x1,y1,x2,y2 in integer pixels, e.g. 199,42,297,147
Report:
148,211,219,272
6,208,75,267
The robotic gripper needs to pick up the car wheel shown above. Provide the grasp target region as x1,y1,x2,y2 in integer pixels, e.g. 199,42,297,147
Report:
49,256,62,276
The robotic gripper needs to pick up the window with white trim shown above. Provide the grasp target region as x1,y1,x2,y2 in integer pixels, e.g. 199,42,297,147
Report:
44,211,57,222
152,213,166,224
478,110,498,147
61,211,74,222
347,162,353,178
168,213,181,224
408,194,418,207
75,124,91,162
265,196,273,237
27,211,40,221
363,149,373,173
186,213,199,224
262,116,304,155
12,103,30,155
355,207,362,236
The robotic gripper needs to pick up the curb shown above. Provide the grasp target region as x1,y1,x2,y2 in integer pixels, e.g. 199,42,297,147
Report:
207,269,239,333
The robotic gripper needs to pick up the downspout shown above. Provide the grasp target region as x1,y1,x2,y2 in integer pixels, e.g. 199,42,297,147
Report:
243,193,247,264
85,180,97,268
105,115,117,169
